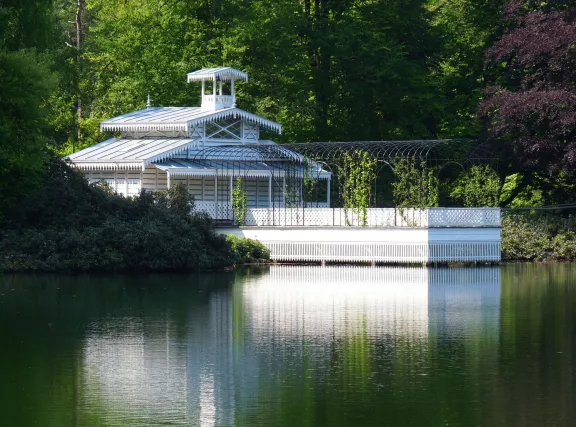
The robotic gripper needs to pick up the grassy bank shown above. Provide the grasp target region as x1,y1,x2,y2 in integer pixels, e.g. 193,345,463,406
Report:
502,211,576,261
0,158,268,273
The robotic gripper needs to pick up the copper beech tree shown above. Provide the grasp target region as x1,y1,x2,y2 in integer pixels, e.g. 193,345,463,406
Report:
481,1,576,180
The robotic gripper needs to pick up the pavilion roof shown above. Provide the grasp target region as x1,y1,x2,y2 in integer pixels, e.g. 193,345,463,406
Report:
187,67,248,82
100,106,281,134
65,138,199,170
154,158,330,179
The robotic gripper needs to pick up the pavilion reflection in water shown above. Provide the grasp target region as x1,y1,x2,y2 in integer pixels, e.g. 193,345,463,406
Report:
79,266,501,426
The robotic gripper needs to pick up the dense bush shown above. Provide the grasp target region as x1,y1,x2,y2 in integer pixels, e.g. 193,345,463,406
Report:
0,157,234,272
502,212,576,261
225,235,270,264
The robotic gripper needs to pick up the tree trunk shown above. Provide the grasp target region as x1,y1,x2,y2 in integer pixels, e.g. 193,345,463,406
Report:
76,0,83,145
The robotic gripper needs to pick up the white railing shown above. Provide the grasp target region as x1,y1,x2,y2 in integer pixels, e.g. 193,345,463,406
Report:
244,207,500,228
195,203,500,228
264,241,501,262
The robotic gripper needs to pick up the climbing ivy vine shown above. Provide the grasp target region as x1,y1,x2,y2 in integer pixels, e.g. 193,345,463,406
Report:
232,176,248,226
338,150,377,226
302,159,317,206
392,157,439,208
450,165,500,207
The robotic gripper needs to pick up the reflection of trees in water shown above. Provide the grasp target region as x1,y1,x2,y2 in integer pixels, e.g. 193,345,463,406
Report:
0,272,235,426
485,264,576,427
6,265,576,426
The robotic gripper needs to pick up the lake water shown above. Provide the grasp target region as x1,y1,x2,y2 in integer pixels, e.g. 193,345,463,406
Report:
0,264,575,426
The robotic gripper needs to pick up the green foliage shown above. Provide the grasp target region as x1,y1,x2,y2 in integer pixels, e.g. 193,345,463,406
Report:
0,157,233,272
302,159,317,205
502,212,576,261
450,165,501,207
225,235,270,264
232,177,248,226
0,49,55,218
166,183,195,217
428,0,504,138
392,157,439,208
339,151,377,226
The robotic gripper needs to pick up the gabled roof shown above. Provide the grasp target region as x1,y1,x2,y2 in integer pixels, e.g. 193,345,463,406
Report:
65,138,199,170
100,107,281,134
187,67,248,82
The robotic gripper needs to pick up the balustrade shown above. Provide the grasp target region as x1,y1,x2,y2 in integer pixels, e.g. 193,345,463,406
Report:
195,203,501,228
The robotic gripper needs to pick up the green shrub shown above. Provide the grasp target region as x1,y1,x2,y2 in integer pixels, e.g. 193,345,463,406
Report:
225,235,270,264
0,157,233,272
501,213,552,261
552,231,576,260
450,165,500,207
502,212,576,261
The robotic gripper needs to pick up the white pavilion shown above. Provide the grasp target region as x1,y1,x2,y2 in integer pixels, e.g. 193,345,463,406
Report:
66,67,331,219
65,67,502,264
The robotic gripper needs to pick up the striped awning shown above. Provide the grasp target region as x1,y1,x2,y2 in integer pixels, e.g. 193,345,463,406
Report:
187,67,248,82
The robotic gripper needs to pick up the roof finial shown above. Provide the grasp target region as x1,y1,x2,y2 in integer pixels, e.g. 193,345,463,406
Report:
146,93,151,109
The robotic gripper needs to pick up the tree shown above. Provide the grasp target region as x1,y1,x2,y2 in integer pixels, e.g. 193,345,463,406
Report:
392,157,439,208
450,165,501,207
480,1,576,202
0,2,58,217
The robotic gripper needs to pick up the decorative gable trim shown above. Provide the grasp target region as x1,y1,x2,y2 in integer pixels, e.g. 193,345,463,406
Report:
189,109,281,134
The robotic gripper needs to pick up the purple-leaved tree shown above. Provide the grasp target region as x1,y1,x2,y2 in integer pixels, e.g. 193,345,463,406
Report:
481,0,576,189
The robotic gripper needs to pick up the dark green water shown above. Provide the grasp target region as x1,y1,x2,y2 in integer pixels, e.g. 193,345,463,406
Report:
0,264,575,427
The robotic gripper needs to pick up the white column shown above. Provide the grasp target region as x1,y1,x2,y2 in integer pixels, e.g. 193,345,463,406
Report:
268,175,272,209
229,175,233,220
231,79,235,106
167,173,171,189
327,177,331,208
212,79,217,110
214,174,218,219
219,81,223,95
201,80,205,98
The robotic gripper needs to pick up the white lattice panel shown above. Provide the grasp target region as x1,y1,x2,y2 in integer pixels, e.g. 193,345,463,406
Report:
246,209,273,226
217,203,233,220
195,201,216,218
428,208,501,227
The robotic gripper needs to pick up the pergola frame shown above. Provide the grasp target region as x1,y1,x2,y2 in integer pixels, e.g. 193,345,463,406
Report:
186,140,496,215
283,139,497,208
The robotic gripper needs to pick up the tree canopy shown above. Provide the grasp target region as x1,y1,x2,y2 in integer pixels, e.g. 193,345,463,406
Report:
2,0,576,212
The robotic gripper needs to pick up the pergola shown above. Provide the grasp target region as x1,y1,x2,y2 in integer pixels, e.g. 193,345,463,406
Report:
183,139,495,209
283,139,496,207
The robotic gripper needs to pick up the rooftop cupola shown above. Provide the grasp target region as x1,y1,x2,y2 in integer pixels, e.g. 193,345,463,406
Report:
187,67,248,112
